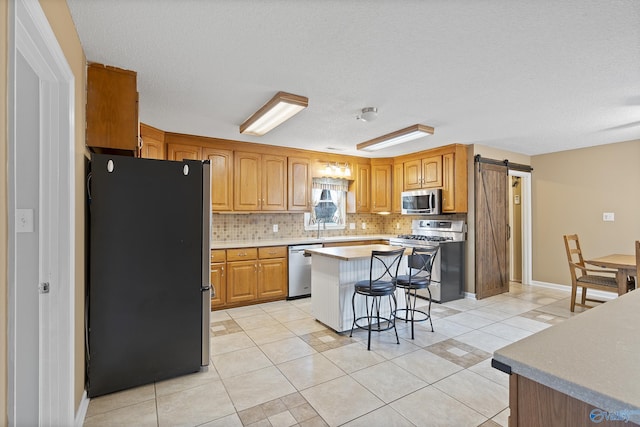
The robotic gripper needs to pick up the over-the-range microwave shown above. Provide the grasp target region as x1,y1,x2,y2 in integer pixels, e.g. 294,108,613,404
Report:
401,189,442,215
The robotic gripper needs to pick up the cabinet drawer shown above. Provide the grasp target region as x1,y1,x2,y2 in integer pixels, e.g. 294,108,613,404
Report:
258,246,287,259
211,249,226,263
226,248,258,261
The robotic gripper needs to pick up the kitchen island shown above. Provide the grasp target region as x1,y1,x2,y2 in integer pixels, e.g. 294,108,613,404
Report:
493,289,640,426
305,244,409,333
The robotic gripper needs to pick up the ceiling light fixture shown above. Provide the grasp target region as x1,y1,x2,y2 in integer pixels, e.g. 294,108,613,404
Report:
356,107,378,122
240,91,308,136
356,124,434,151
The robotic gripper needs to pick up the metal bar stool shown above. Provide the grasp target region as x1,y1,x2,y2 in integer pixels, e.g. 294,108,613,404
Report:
394,246,439,339
349,248,405,350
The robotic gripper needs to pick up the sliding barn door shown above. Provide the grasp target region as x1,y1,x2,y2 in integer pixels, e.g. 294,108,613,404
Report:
475,161,509,298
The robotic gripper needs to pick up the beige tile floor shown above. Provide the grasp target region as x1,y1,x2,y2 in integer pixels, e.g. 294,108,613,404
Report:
83,283,587,427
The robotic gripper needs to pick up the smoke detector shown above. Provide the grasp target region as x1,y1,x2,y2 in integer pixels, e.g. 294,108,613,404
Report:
356,107,378,122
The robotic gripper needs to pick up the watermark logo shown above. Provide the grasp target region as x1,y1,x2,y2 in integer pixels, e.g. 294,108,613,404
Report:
590,408,640,423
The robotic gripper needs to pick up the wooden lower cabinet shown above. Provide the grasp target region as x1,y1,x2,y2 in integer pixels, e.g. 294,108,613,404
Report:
210,250,226,309
226,259,258,304
508,374,633,427
213,246,287,309
258,258,287,299
210,262,226,308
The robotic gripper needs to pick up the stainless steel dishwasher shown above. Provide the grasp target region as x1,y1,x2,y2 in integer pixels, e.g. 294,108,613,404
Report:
288,244,322,299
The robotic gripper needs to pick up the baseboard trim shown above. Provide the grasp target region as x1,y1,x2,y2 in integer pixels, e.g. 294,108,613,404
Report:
530,280,617,301
464,292,477,300
75,391,89,427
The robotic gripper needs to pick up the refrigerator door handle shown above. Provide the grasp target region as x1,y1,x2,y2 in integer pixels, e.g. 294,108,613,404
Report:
201,160,211,367
201,287,211,367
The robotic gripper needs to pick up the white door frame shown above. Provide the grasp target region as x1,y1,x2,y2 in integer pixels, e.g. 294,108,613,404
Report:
8,0,75,424
508,170,532,285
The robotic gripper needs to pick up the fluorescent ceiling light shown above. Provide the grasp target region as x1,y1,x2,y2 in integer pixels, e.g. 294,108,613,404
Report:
240,91,308,136
356,124,434,151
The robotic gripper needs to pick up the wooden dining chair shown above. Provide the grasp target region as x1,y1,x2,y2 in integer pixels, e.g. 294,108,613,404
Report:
563,234,618,312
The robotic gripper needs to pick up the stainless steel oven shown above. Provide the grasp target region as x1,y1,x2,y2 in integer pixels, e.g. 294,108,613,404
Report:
390,219,466,303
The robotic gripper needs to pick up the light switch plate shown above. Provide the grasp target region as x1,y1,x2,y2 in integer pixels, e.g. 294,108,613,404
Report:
349,223,355,230
603,212,615,222
272,224,278,232
16,209,34,233
361,222,366,230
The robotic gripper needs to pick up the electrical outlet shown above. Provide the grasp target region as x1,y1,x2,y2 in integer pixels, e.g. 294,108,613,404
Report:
602,212,615,222
349,223,356,230
272,224,279,232
361,222,366,230
396,222,400,229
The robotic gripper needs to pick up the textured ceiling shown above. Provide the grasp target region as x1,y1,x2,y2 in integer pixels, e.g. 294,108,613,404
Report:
66,0,640,158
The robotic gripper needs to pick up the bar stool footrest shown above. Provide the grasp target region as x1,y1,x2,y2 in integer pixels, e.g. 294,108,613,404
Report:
394,308,430,323
352,315,396,333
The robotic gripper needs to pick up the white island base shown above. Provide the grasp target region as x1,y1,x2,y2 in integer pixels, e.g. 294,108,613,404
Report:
307,245,407,333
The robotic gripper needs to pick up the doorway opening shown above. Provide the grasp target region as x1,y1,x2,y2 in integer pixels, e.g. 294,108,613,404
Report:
508,170,532,286
8,0,76,424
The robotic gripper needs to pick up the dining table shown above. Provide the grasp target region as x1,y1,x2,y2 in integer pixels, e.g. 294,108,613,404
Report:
587,254,637,295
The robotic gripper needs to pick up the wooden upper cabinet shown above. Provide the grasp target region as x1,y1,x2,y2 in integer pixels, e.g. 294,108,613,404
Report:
371,161,392,213
442,145,468,213
355,162,371,212
139,123,165,159
400,144,467,212
442,153,455,212
392,162,404,213
262,154,287,211
422,155,443,188
288,157,312,211
404,156,442,189
403,159,422,190
86,63,138,152
234,151,261,211
234,152,286,211
203,148,233,211
167,143,201,161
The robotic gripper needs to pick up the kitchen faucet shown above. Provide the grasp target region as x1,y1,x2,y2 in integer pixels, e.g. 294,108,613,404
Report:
317,218,325,239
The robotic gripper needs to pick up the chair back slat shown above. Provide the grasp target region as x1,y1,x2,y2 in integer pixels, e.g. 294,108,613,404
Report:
368,248,405,286
563,234,588,278
563,233,619,312
407,246,439,280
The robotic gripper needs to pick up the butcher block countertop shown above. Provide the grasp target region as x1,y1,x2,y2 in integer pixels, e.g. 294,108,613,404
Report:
211,235,394,250
493,289,640,414
304,244,409,261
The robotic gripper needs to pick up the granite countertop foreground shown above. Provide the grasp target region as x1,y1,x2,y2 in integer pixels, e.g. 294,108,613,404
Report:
210,235,395,250
493,289,640,415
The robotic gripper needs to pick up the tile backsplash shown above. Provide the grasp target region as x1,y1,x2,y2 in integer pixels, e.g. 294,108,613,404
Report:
211,213,414,242
211,212,468,242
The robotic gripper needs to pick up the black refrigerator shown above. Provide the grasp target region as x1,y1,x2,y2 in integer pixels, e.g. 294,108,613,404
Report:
87,153,211,398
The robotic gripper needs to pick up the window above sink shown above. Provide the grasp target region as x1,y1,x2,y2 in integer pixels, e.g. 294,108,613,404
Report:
304,179,348,231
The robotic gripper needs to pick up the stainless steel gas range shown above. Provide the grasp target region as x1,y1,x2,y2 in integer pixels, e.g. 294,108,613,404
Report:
389,219,466,303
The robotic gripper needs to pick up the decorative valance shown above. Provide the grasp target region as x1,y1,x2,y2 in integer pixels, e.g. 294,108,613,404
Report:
312,177,350,192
